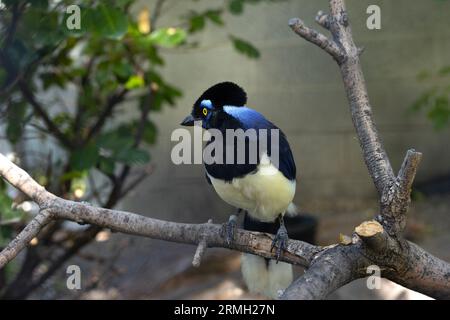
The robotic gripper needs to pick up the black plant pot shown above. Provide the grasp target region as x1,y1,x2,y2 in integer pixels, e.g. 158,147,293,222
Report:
243,213,318,245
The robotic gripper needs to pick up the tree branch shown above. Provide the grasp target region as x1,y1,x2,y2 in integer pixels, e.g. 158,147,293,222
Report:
387,242,450,299
283,0,450,300
0,210,52,267
0,0,449,301
18,80,74,148
282,245,368,299
315,11,331,30
84,88,128,143
288,18,344,62
0,153,320,270
379,149,422,234
1,152,448,299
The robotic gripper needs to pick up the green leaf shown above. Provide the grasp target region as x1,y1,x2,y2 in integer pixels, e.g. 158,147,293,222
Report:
60,170,86,182
113,61,134,81
0,68,6,87
22,8,64,48
229,0,244,14
96,127,150,166
125,75,145,89
410,88,436,112
70,143,99,171
205,10,224,25
0,226,14,247
115,0,134,8
427,96,450,130
29,0,48,9
4,39,33,71
147,46,165,65
0,183,24,223
143,120,157,144
97,131,134,151
6,102,27,144
98,156,116,175
416,70,431,81
438,66,450,77
114,148,150,165
88,5,129,40
149,28,187,48
188,14,206,33
230,36,260,59
40,71,68,90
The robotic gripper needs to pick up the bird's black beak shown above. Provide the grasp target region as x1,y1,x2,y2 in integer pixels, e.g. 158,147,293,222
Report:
181,114,195,126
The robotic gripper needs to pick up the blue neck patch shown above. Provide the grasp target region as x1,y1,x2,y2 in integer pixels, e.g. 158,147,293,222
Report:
222,105,273,130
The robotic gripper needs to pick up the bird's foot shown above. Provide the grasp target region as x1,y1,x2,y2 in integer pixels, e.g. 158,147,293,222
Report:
271,223,288,263
221,214,238,245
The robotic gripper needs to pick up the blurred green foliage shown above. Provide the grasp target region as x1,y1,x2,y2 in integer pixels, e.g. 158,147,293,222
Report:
0,0,266,203
411,66,450,130
0,0,279,296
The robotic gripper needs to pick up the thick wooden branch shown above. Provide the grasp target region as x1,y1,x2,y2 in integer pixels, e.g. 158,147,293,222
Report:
0,0,448,301
282,245,368,299
330,0,395,195
387,242,450,300
354,220,389,252
284,0,450,300
0,154,320,270
354,220,450,299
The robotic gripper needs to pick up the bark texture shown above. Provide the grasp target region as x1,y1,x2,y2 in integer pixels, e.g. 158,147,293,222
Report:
0,0,449,300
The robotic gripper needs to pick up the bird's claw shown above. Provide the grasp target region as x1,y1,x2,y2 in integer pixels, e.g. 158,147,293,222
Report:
221,218,237,245
271,224,288,263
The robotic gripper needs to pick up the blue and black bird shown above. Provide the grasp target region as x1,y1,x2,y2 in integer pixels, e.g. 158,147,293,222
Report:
181,82,297,298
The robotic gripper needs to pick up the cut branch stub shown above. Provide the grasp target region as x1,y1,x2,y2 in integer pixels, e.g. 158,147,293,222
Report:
354,220,389,252
397,149,422,199
380,149,422,234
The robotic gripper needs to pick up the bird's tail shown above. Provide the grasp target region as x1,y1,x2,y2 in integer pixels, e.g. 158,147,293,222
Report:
286,202,298,217
241,253,293,299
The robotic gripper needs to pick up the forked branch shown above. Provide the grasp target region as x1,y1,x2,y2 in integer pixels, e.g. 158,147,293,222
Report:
0,0,449,301
282,0,450,300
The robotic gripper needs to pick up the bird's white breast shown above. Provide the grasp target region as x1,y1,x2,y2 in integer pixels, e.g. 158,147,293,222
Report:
207,155,296,222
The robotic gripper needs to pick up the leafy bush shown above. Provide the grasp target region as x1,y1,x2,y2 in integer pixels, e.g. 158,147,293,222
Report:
411,66,450,130
0,0,271,298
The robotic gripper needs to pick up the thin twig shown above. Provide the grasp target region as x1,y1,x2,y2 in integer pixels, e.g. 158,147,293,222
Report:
0,210,52,267
18,80,74,148
84,88,128,143
192,219,212,267
288,18,343,62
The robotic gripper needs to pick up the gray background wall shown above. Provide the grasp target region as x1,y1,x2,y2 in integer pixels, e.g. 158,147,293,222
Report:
123,0,450,223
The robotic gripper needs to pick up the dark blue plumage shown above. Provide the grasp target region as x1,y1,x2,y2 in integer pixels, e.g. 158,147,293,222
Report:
181,82,298,298
205,106,296,182
181,82,296,182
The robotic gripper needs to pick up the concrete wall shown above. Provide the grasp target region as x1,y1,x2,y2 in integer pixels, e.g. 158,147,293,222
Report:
124,0,450,222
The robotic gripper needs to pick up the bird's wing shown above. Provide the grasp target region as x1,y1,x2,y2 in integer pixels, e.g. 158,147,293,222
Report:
223,106,297,181
277,130,297,181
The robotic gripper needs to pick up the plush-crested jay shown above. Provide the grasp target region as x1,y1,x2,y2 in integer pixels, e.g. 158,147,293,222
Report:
181,82,297,299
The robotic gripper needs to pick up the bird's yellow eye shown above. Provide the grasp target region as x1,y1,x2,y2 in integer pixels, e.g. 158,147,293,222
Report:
202,108,208,116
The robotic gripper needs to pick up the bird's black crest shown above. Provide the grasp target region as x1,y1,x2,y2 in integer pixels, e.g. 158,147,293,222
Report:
195,82,247,108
